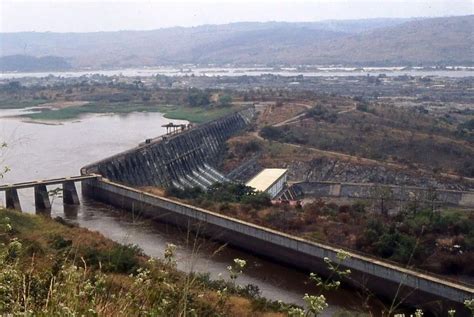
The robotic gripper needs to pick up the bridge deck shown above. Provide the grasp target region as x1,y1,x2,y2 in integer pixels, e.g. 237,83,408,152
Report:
0,174,99,191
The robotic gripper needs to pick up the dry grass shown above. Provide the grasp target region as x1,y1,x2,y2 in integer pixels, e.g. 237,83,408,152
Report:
257,102,310,127
0,209,285,316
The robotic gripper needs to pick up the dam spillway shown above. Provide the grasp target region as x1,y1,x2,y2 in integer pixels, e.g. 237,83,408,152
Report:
81,107,255,188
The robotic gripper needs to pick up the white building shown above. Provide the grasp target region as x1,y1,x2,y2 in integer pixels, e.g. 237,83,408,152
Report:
246,168,288,199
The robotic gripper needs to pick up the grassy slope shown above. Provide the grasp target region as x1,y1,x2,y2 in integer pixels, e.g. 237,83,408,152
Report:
0,209,283,316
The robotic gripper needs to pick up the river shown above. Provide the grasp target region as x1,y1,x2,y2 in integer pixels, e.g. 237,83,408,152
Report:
0,109,383,316
1,66,473,79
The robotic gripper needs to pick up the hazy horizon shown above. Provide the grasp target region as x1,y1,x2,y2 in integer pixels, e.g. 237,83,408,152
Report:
1,0,472,33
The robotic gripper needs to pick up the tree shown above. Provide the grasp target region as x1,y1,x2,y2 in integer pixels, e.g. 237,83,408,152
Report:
371,185,394,216
6,81,21,91
425,187,439,217
218,94,232,107
187,89,210,107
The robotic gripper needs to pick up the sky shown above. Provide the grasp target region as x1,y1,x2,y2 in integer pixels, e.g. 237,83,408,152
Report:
1,0,472,33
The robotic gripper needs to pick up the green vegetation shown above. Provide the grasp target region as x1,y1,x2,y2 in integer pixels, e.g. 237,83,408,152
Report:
157,104,237,124
187,88,211,107
0,97,49,109
456,118,474,143
17,102,237,123
218,94,233,107
0,83,240,123
22,102,164,120
0,209,284,316
165,182,272,210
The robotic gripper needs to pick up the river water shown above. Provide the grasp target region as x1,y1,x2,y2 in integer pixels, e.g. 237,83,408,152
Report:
0,109,380,316
1,66,473,79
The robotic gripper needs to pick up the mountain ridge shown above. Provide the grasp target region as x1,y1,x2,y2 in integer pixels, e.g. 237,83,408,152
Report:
0,15,472,70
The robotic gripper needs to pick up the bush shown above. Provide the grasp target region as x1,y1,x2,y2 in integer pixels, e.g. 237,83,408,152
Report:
239,140,262,155
83,244,141,274
49,234,73,250
338,205,351,213
240,192,272,209
218,94,232,107
352,201,367,213
373,228,418,263
260,126,284,140
165,186,203,199
356,103,369,112
187,88,210,107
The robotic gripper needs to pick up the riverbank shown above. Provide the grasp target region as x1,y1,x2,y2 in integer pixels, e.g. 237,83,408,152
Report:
0,208,285,316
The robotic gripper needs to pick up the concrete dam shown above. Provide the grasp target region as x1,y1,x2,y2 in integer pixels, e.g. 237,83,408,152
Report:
82,107,255,189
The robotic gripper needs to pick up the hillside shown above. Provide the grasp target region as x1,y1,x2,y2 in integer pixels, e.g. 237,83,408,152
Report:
0,15,472,70
0,55,71,71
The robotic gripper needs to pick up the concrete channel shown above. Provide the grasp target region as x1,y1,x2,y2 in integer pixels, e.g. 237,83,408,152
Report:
82,176,473,313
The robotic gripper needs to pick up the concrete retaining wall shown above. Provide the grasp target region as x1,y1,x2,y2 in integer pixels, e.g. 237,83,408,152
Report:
81,107,255,188
294,181,474,208
83,177,473,310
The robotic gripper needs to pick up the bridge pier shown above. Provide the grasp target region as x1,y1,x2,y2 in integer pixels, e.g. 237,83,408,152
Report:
63,181,79,205
0,175,97,212
5,188,21,211
34,184,51,211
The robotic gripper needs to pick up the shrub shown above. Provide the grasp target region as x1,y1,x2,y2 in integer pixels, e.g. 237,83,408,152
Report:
260,126,284,140
23,239,45,256
338,205,351,213
83,244,141,274
356,103,369,112
218,94,232,107
240,192,272,209
165,186,203,199
238,140,262,155
352,201,367,213
373,228,417,263
187,88,210,107
49,234,72,250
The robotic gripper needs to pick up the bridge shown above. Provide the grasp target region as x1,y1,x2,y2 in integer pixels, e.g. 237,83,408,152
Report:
0,174,99,212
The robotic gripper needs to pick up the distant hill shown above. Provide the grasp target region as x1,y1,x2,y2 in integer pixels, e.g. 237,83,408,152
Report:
0,16,472,71
0,55,71,72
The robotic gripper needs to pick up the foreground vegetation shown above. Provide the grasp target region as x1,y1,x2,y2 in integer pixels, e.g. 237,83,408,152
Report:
0,209,287,316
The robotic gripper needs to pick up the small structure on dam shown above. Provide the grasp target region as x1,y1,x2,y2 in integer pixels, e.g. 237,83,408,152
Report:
246,168,288,199
82,107,256,189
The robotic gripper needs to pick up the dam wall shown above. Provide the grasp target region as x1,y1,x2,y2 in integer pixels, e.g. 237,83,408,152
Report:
82,177,473,311
81,107,255,188
293,181,474,208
